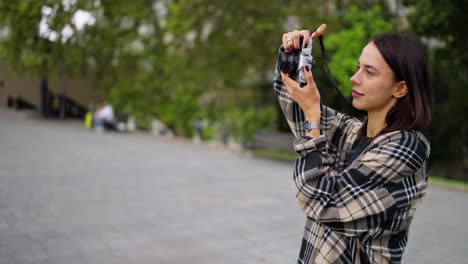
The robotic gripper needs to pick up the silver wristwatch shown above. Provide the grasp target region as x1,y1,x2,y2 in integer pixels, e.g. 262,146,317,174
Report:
304,120,321,132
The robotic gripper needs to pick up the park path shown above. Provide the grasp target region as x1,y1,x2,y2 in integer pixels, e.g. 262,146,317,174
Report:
0,108,466,264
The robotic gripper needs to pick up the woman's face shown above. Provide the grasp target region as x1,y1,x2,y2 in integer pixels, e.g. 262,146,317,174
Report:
350,42,399,113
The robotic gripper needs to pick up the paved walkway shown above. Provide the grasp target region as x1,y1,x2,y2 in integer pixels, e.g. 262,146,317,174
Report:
0,108,466,264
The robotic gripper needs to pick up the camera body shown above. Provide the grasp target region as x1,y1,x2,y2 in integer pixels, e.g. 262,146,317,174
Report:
277,37,315,86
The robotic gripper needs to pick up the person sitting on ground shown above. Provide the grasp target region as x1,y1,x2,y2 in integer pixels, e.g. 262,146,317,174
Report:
93,100,114,132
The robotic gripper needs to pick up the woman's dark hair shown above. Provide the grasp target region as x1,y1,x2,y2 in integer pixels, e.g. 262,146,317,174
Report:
358,33,432,138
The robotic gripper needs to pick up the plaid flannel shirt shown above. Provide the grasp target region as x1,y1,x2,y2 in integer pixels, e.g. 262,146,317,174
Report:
273,65,431,263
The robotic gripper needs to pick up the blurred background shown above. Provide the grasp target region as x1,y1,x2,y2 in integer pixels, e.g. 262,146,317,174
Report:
0,0,466,181
0,1,467,263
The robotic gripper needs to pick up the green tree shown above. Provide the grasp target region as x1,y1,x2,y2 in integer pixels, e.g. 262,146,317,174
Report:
110,0,290,138
0,0,155,91
326,5,392,96
403,0,468,180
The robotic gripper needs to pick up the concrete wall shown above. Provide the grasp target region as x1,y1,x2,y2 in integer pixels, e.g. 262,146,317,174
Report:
0,59,105,110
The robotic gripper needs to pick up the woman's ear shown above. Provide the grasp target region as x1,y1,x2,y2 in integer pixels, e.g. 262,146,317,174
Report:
393,81,408,98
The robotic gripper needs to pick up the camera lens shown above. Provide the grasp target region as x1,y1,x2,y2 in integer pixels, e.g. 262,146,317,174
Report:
278,51,299,76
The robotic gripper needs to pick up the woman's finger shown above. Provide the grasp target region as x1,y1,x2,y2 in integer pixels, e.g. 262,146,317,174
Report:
304,66,321,103
311,23,327,39
292,30,301,50
286,31,294,51
282,24,327,52
300,30,311,48
282,33,292,52
280,72,292,94
304,66,315,87
280,72,292,86
280,72,298,94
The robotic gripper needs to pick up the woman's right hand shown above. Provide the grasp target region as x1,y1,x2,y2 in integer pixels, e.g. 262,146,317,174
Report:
282,23,327,52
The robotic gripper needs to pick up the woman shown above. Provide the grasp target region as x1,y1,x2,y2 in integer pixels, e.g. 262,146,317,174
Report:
275,24,432,263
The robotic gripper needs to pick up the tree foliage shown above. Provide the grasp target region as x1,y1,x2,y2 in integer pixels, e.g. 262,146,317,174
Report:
1,0,465,180
326,5,392,96
403,0,468,180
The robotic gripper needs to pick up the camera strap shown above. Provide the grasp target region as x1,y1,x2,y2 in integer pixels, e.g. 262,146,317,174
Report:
311,30,366,115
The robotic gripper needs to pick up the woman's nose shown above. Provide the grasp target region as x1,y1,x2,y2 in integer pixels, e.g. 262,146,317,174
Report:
350,71,360,85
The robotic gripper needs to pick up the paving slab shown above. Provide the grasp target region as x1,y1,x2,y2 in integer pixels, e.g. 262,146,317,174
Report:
0,108,466,264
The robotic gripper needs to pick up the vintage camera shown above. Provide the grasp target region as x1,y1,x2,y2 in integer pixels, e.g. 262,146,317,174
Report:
277,36,315,86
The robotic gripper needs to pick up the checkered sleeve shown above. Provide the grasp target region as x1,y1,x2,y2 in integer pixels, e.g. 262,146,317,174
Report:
273,59,361,141
292,130,428,237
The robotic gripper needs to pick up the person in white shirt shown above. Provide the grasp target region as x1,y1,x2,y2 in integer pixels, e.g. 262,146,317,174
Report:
93,100,114,132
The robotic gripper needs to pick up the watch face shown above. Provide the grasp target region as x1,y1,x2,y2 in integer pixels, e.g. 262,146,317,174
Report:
305,121,320,131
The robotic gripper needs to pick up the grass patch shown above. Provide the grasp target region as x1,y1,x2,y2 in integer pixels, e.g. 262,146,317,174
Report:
253,149,297,162
429,176,467,191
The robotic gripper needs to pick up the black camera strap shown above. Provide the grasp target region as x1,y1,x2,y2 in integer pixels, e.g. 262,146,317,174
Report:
311,30,366,116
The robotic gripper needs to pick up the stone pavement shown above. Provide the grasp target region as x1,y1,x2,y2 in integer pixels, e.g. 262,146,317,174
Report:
0,108,466,264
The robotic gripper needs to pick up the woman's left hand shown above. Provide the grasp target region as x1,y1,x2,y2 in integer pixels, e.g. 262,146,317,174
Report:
280,66,321,121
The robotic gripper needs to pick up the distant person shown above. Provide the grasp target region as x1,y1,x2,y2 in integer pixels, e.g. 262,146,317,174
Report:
7,95,13,108
93,100,114,132
276,24,431,263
